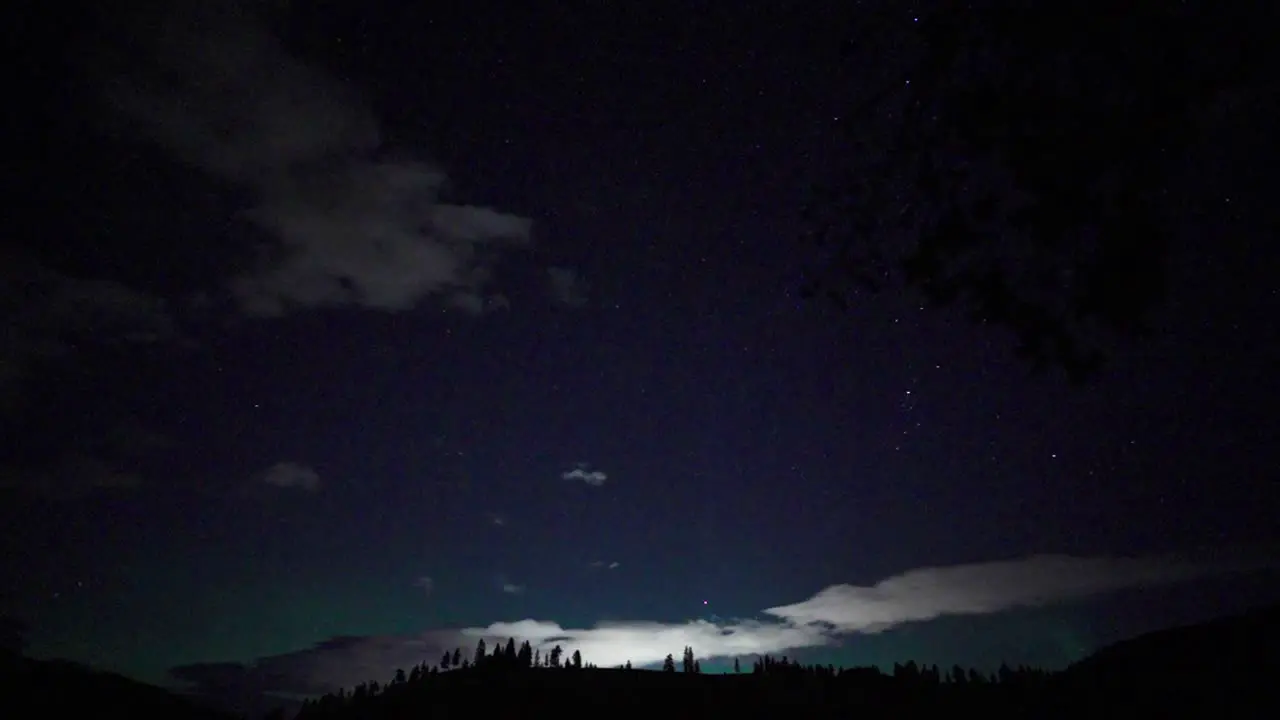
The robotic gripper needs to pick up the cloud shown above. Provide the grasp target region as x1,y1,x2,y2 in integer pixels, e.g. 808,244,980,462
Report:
562,463,607,486
588,560,620,570
763,554,1220,633
502,583,526,595
414,577,434,596
546,266,588,308
105,4,531,318
487,512,506,526
260,461,320,492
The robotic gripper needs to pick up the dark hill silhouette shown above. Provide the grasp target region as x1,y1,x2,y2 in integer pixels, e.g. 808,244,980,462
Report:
0,653,233,720
1047,603,1280,717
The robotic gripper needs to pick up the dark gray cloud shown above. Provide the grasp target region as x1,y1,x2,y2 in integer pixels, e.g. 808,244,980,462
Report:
106,4,531,318
546,266,588,308
0,456,143,501
260,461,320,492
413,576,434,596
0,257,180,408
170,633,466,699
0,418,168,500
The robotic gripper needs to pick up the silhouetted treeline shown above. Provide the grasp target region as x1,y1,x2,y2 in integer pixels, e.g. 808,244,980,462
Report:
3,605,1274,718
295,637,1052,719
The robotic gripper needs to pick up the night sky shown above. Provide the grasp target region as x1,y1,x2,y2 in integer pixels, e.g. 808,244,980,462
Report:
4,0,1278,704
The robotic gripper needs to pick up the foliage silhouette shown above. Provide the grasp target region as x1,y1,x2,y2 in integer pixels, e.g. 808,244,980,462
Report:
802,1,1277,381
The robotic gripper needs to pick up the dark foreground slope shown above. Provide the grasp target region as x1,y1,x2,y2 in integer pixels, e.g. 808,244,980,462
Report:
1047,603,1280,717
0,653,233,720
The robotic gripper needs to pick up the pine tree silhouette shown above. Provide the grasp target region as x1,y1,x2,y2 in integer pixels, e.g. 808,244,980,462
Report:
518,640,533,667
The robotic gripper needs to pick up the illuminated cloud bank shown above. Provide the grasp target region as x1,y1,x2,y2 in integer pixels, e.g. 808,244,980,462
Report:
172,553,1243,698
462,618,834,670
762,554,1215,632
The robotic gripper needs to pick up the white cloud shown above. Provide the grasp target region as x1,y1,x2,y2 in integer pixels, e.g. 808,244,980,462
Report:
608,561,620,569
562,463,607,486
106,4,530,318
487,512,506,527
763,554,1217,633
589,560,621,570
502,583,526,595
260,461,320,492
461,618,834,669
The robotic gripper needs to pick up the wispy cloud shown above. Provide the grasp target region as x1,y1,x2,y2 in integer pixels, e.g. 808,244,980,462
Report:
105,4,530,318
487,512,506,527
413,577,434,596
562,463,607,486
261,461,320,492
502,583,526,595
764,554,1220,633
589,560,621,570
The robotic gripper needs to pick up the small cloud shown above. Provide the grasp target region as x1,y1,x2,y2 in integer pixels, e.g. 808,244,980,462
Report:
546,266,588,308
608,561,620,570
502,583,525,595
562,462,607,486
588,560,620,570
413,577,434,596
261,462,320,492
487,512,506,527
